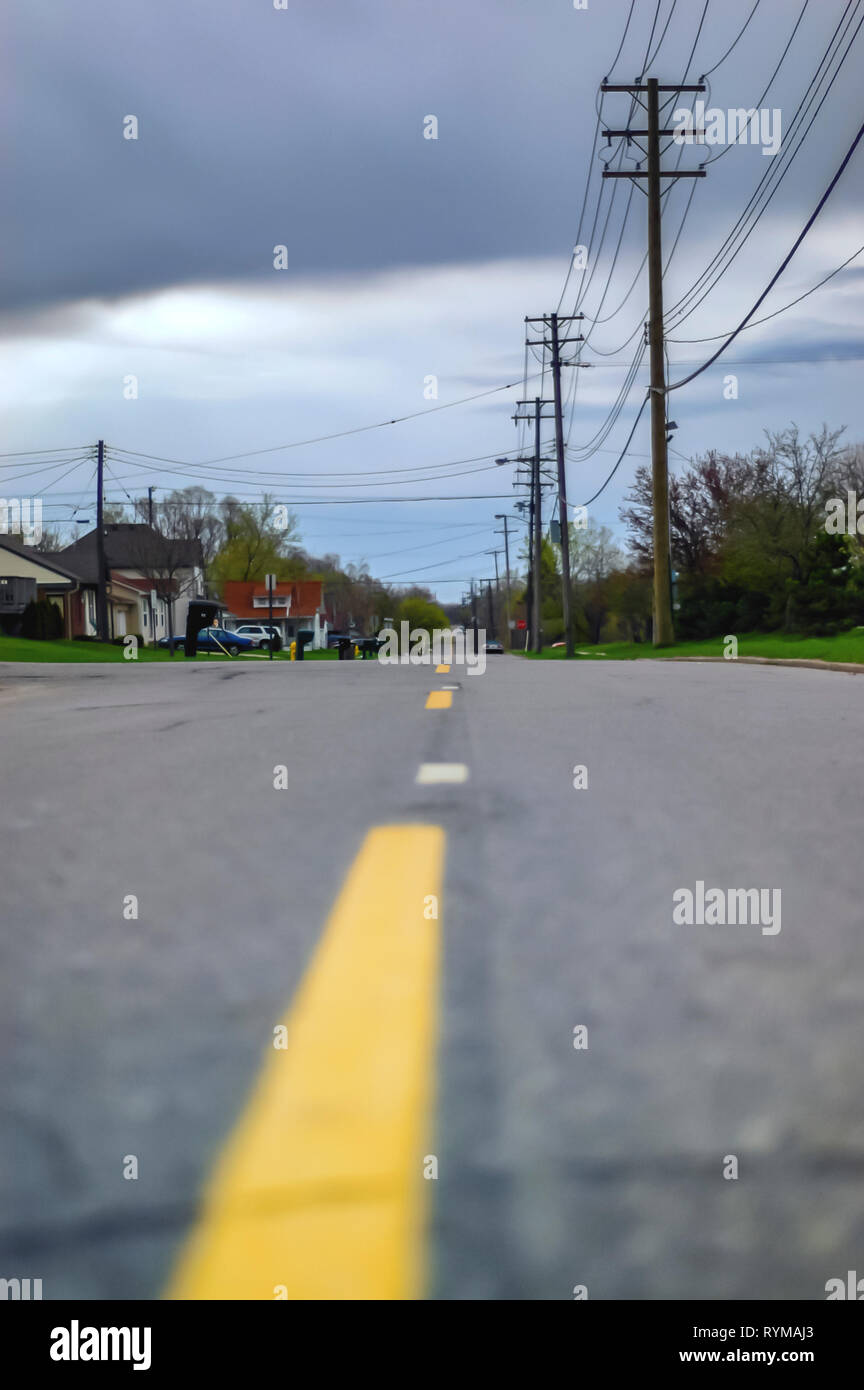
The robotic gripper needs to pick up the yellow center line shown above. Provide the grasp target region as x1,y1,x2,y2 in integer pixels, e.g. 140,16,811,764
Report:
167,825,445,1301
435,664,450,674
425,690,452,710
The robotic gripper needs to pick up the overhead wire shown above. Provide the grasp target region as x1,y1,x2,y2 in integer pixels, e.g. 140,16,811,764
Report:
667,240,864,342
667,109,864,391
665,0,860,326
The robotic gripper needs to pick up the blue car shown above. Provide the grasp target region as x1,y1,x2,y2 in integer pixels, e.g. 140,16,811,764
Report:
158,627,255,656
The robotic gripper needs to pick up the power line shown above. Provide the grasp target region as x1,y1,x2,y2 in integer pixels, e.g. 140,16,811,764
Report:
0,445,88,460
105,377,543,470
643,0,678,73
577,394,650,508
607,0,638,76
378,547,498,580
701,0,761,77
699,0,809,168
666,241,864,342
668,110,864,391
666,0,860,325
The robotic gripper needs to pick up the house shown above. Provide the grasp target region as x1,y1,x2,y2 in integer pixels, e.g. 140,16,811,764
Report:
221,579,328,649
59,525,205,642
0,535,80,637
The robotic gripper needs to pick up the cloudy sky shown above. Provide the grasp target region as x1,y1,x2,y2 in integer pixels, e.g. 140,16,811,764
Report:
3,0,863,596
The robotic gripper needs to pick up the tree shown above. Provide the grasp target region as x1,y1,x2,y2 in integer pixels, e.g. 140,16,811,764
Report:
724,425,846,628
134,487,224,569
20,597,63,640
4,526,64,553
208,496,300,585
394,595,449,634
621,449,756,576
322,560,391,634
122,526,202,646
569,520,623,643
784,531,863,635
621,423,851,637
606,566,652,642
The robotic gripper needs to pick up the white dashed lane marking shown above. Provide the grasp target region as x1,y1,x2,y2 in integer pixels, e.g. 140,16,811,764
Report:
415,763,469,785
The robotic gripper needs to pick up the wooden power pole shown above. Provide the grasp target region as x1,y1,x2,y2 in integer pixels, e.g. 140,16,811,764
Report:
525,315,584,658
95,439,109,642
601,76,706,646
514,396,556,654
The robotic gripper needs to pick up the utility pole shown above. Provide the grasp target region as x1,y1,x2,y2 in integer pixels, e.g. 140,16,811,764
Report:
494,517,512,645
486,551,503,639
144,488,156,646
646,80,673,647
95,439,109,642
265,573,276,661
601,76,705,646
532,401,542,655
525,315,584,658
550,313,576,659
514,395,559,654
469,579,478,652
486,579,494,634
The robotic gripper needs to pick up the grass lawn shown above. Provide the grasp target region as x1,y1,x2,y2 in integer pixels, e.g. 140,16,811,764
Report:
522,629,864,664
0,636,341,663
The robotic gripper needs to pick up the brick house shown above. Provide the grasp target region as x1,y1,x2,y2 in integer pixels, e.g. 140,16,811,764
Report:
221,579,328,649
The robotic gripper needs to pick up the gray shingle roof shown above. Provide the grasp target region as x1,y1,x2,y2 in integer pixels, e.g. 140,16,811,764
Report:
0,534,80,582
59,525,203,582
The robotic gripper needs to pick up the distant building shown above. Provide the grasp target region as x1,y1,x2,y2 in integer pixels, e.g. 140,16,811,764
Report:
221,579,328,649
0,535,79,636
60,524,204,641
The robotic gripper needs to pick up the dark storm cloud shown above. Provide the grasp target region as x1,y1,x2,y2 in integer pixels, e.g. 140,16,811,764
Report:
3,0,600,309
6,0,860,314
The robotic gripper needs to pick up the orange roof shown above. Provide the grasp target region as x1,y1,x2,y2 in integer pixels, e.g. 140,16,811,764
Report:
221,579,323,619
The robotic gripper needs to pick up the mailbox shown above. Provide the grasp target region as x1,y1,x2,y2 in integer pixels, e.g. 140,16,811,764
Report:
294,629,314,662
184,599,222,657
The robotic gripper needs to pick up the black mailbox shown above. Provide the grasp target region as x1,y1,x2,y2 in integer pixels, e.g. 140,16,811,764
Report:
184,599,222,657
295,629,314,661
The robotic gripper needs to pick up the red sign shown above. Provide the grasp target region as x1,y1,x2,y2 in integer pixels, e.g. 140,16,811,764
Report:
516,619,527,629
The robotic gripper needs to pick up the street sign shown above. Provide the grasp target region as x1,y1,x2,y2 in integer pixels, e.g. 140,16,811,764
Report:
264,573,276,592
517,619,527,630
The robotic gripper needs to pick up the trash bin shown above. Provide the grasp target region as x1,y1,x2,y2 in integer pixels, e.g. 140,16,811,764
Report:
337,637,355,660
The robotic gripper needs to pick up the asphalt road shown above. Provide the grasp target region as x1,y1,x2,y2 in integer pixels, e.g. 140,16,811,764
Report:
1,654,862,1300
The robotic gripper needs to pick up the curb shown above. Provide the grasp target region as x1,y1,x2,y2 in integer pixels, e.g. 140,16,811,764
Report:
656,655,864,675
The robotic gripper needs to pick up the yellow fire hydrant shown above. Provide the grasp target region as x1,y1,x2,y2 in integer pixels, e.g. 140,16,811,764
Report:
290,640,297,661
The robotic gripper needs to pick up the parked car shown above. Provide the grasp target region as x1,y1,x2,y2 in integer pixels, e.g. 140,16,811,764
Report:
158,627,254,656
484,640,505,654
233,623,282,650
